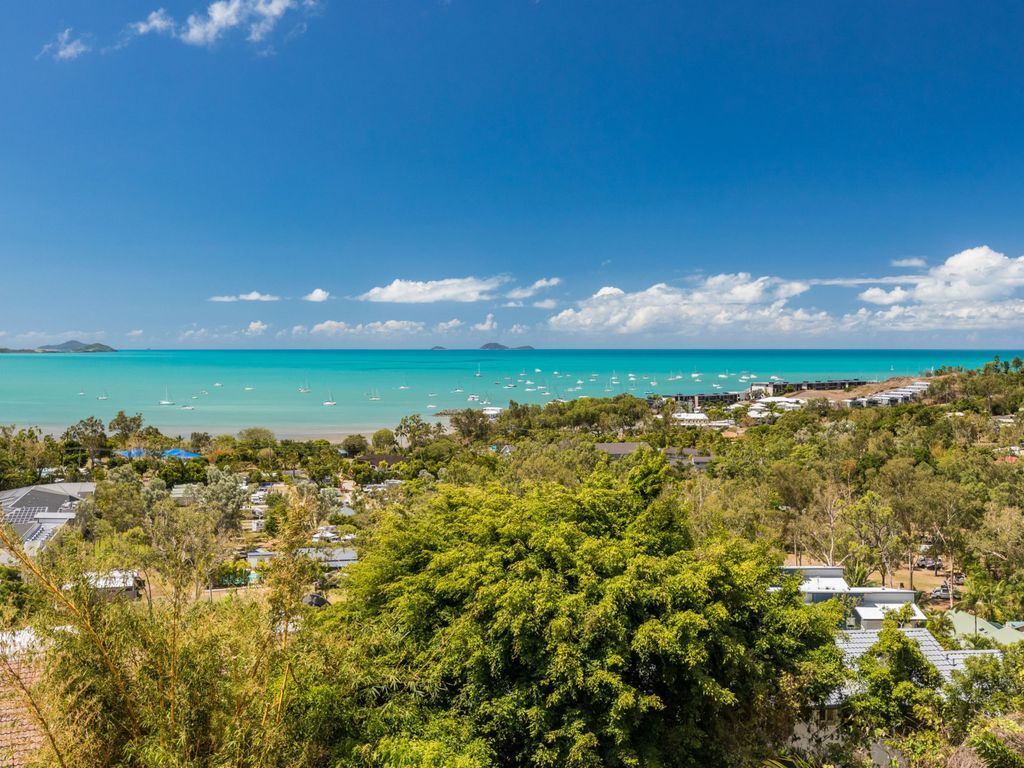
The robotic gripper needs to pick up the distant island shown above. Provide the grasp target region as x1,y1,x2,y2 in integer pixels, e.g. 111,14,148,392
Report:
0,340,116,354
430,346,447,351
480,342,535,351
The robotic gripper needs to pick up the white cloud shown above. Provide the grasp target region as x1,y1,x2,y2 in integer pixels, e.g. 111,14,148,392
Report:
180,327,211,340
126,329,144,337
506,277,561,300
858,286,910,305
509,323,529,334
842,246,1024,331
360,276,507,303
209,290,280,302
891,257,927,268
503,301,523,308
125,0,314,48
291,324,308,335
39,29,90,61
549,273,824,335
434,318,463,333
532,298,557,310
303,288,330,302
129,9,176,36
472,313,497,332
244,320,269,336
310,319,425,336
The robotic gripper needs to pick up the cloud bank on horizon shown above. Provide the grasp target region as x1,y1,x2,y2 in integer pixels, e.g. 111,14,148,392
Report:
9,246,1023,348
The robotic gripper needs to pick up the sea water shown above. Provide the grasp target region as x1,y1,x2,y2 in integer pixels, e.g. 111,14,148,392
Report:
0,348,1012,438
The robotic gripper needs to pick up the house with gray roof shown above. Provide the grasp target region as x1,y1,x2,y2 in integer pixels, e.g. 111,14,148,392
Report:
0,482,92,557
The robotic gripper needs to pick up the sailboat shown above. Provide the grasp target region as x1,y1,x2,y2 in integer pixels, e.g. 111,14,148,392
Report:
78,386,85,396
323,392,337,407
475,364,482,378
213,382,223,388
298,380,311,394
243,384,255,391
96,391,108,401
159,388,174,406
368,389,381,401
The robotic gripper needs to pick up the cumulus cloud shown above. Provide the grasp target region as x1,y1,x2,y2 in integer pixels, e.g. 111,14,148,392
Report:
548,273,824,335
843,246,1024,331
310,319,425,336
302,288,330,302
434,318,463,333
244,320,269,336
506,277,561,300
38,29,90,61
532,298,557,310
508,323,529,335
291,324,308,335
209,290,279,302
472,313,497,332
858,286,910,305
126,329,144,337
359,276,507,303
892,257,927,268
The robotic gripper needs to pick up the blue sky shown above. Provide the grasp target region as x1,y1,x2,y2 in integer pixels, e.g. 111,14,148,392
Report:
4,1,1024,349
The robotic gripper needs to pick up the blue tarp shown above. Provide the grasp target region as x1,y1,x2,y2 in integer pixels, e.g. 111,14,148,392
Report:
116,448,149,458
163,448,202,460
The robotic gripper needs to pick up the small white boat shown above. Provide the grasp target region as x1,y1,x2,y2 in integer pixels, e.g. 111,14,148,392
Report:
159,388,174,406
475,364,482,378
181,405,194,411
213,382,223,388
298,381,311,394
243,384,254,391
96,391,108,401
452,386,464,393
78,387,85,396
323,391,337,407
199,390,209,396
427,404,437,409
368,390,381,401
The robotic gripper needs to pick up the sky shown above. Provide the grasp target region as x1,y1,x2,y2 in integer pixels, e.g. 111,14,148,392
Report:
3,1,1024,349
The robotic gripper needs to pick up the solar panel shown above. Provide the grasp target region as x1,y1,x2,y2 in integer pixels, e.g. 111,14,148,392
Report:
4,507,43,525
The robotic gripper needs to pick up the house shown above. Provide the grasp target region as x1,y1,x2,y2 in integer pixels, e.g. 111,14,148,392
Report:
947,609,1024,645
360,453,405,468
594,442,650,458
672,412,710,426
297,546,358,570
664,447,713,471
0,482,92,557
66,570,144,601
245,548,278,569
781,565,926,628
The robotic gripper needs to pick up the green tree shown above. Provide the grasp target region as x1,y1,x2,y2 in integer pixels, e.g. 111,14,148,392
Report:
314,478,844,766
371,428,397,452
341,433,369,456
107,411,144,447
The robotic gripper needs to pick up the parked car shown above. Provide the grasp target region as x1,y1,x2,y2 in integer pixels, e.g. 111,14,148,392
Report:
931,585,960,601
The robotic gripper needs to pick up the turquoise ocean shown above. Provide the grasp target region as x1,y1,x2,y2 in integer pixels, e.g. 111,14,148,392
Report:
0,349,1014,438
